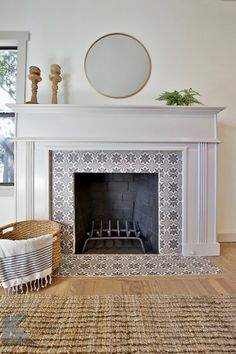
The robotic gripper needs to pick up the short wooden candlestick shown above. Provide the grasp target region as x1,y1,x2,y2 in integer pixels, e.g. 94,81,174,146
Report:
49,64,62,104
26,66,42,104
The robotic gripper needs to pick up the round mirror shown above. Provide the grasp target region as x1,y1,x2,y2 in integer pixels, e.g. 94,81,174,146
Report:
84,33,151,98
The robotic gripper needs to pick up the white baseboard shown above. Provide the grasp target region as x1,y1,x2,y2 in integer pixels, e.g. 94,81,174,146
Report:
217,233,236,242
182,242,220,256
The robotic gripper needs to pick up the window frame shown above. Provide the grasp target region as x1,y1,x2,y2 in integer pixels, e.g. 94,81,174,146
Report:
0,31,29,195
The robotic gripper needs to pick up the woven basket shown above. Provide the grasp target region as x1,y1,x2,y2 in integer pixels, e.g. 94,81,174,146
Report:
0,220,61,272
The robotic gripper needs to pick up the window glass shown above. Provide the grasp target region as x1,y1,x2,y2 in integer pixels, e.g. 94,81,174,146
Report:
0,113,15,184
0,47,17,184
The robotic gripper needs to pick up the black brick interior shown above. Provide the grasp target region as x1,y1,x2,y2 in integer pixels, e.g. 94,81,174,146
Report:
74,173,159,254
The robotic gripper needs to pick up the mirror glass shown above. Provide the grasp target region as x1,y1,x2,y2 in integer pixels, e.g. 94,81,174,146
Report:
84,33,151,98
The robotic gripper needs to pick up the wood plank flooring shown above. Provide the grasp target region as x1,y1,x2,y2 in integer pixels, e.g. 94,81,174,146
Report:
1,243,235,296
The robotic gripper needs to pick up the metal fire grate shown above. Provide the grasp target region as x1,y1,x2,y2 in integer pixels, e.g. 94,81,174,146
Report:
82,219,145,253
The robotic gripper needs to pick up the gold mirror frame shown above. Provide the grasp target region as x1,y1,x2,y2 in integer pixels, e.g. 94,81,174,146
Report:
84,33,152,99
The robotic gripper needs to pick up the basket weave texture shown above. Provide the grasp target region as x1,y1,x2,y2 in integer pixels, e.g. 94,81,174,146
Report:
0,220,61,271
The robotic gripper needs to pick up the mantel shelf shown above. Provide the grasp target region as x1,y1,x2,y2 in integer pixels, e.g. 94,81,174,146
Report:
12,137,221,143
6,104,225,115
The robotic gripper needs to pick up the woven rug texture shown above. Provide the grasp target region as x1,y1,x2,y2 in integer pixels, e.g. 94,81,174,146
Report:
0,294,235,353
54,254,222,277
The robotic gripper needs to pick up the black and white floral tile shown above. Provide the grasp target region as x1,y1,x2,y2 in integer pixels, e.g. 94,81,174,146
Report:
54,254,222,277
50,150,183,255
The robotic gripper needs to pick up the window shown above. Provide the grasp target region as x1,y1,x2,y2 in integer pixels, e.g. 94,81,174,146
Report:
0,46,17,105
0,31,29,189
0,47,17,184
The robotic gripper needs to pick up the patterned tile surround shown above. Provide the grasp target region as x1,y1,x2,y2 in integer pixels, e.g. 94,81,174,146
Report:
51,150,183,255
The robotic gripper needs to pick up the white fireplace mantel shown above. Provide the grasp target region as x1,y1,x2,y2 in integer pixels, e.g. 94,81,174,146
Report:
9,104,224,143
8,104,225,256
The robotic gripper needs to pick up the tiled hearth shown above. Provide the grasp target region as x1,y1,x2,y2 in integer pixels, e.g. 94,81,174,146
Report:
51,150,182,255
55,254,221,277
10,105,224,256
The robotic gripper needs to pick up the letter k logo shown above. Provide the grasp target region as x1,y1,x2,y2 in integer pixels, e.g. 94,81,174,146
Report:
1,313,34,346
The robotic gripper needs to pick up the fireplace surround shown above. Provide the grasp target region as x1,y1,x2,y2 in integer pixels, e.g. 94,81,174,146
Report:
9,105,224,256
50,150,182,254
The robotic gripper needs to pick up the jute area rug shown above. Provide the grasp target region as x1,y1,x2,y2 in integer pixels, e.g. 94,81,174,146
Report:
54,254,222,277
0,294,235,353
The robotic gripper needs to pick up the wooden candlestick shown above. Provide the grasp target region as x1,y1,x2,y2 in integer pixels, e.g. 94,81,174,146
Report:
26,66,42,104
49,64,62,104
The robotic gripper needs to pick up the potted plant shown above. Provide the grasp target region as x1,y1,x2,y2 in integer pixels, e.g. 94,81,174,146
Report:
156,88,202,106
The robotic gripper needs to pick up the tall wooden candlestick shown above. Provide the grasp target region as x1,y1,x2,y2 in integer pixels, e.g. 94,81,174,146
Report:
26,66,42,104
49,64,62,104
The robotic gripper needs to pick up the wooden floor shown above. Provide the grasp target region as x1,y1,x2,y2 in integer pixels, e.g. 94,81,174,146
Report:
2,243,236,296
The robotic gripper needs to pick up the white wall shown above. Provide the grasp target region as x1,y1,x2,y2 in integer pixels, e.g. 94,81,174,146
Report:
0,195,15,226
0,0,236,237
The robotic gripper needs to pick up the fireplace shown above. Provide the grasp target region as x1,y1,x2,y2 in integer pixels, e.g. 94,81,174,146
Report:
74,172,159,254
9,105,224,256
